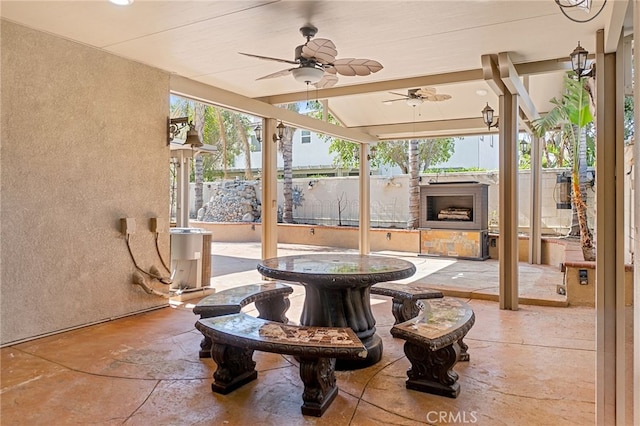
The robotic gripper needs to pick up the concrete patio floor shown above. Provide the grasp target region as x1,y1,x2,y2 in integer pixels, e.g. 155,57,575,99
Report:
2,242,601,425
209,242,568,306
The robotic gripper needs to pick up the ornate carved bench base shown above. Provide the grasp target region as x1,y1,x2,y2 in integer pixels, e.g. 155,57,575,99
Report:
299,357,338,417
458,338,470,362
196,313,367,417
210,344,257,395
390,297,474,399
194,282,293,358
403,341,461,398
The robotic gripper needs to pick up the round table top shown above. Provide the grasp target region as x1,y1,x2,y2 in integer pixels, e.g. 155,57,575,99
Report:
257,254,416,288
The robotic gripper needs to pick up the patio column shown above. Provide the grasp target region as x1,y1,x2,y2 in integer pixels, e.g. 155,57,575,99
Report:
261,118,278,260
529,134,542,264
594,28,626,425
174,148,192,228
498,92,519,310
359,143,371,254
634,2,640,423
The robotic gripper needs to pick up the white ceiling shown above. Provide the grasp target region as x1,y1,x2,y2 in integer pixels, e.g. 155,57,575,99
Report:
1,0,632,140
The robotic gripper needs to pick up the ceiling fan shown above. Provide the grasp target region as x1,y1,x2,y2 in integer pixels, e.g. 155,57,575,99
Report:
383,88,452,107
239,25,383,88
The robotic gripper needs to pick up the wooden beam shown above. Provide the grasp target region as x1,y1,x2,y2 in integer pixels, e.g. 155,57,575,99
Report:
604,0,630,53
261,118,278,260
481,54,505,96
514,58,572,75
170,75,378,144
358,143,371,255
258,56,581,105
498,92,519,311
256,69,483,104
498,52,540,123
594,27,627,425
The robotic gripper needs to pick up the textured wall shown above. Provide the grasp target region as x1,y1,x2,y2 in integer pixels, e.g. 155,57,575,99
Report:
1,21,170,345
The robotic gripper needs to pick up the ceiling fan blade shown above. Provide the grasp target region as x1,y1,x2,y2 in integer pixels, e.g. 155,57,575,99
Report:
314,74,338,89
424,93,452,102
301,38,337,64
388,91,409,98
415,87,436,97
382,98,408,103
239,52,298,65
333,58,383,76
256,68,295,80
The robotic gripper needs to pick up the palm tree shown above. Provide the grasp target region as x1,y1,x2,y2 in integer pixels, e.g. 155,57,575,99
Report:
231,113,253,180
532,73,595,260
279,125,296,223
407,139,420,229
278,103,303,224
193,103,206,213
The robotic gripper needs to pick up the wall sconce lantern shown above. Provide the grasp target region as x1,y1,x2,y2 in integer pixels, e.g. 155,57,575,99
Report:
481,103,499,131
168,117,202,147
254,124,262,143
367,145,377,161
519,139,530,155
272,121,286,142
570,41,590,79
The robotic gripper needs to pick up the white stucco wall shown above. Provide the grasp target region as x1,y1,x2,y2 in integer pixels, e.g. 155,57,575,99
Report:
1,21,171,345
193,169,589,236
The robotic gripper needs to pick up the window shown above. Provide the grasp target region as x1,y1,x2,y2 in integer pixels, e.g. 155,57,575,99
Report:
301,130,311,144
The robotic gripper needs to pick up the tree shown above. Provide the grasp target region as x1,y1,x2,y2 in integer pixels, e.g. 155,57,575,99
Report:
231,113,253,180
532,72,595,260
369,139,455,173
193,103,205,213
170,96,257,184
407,139,420,229
305,101,454,229
279,125,296,223
278,103,303,224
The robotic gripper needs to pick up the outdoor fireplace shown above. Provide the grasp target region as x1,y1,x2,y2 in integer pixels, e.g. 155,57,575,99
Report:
420,182,488,230
419,182,489,260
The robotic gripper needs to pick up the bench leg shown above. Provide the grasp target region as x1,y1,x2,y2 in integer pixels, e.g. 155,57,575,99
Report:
402,341,461,398
255,295,290,323
458,338,470,362
299,357,338,417
210,344,257,395
199,336,213,359
391,297,419,324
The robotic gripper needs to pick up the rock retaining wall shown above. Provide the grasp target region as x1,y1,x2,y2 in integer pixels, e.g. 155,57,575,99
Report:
198,180,261,222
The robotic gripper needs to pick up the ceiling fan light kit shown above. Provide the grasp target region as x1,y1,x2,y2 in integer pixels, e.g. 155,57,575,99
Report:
292,66,325,84
241,24,383,88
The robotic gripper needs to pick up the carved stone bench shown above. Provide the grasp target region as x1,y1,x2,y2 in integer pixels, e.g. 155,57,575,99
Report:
390,297,475,398
195,313,367,417
370,282,472,361
193,282,293,358
370,282,444,324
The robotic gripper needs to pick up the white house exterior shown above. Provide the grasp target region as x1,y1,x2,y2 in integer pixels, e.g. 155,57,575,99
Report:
231,127,500,177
